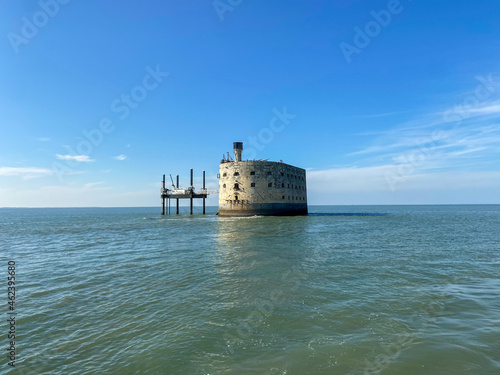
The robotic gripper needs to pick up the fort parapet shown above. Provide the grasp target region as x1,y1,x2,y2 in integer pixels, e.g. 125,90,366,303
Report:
218,142,308,216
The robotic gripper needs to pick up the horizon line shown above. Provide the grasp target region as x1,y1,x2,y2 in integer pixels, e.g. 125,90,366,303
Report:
1,204,499,209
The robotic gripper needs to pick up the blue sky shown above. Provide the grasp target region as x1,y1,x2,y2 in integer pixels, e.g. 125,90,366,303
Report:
1,0,500,207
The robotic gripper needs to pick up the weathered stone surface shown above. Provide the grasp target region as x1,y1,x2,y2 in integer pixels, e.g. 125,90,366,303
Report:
218,159,308,216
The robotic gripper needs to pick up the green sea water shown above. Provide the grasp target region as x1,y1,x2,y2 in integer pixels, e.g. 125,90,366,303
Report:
2,205,500,374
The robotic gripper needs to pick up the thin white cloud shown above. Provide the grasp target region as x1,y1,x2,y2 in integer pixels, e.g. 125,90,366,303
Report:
38,137,51,142
403,99,500,131
324,84,500,199
308,166,500,194
352,111,411,119
83,182,108,190
112,154,127,161
466,102,500,115
311,90,500,198
0,167,53,179
56,154,94,162
353,122,498,152
345,80,500,176
64,171,88,175
308,165,396,192
0,185,156,207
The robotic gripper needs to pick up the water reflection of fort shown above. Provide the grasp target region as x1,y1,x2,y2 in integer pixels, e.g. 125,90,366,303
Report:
212,216,314,280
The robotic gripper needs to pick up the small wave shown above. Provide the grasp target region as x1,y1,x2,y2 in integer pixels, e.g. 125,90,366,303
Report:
218,215,263,220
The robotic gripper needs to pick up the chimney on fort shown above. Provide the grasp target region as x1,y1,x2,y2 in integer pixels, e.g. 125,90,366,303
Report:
233,142,243,162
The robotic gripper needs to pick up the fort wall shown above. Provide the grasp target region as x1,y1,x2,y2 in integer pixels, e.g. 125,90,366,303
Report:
218,159,308,216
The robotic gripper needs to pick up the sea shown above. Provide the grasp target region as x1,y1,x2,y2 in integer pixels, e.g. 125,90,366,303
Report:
1,205,500,375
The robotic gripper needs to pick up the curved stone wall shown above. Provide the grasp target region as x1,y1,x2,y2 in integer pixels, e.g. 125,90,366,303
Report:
218,160,308,216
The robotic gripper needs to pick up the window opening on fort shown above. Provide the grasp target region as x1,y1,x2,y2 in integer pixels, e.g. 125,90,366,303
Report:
216,142,308,216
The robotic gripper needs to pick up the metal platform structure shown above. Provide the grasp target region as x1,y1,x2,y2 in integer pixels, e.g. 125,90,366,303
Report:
161,169,212,215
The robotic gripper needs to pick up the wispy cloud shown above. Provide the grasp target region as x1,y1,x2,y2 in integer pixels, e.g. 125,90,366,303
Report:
306,167,500,204
308,165,396,192
398,99,500,133
83,182,108,190
347,89,500,170
465,102,500,116
56,154,94,162
351,123,500,162
64,171,88,175
330,76,500,195
0,167,53,179
0,185,155,207
112,154,127,161
308,167,500,193
352,111,412,119
38,137,51,142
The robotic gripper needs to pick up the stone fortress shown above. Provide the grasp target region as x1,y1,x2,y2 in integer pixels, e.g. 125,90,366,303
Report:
218,142,308,216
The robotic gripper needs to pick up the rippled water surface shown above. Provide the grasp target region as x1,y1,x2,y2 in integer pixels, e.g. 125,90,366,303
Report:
2,205,500,374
